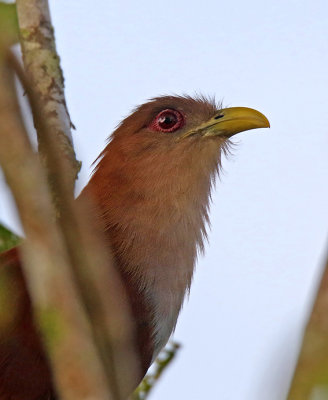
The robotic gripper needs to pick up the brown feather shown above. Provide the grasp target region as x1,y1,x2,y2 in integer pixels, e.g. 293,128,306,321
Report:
0,95,229,398
0,248,55,400
80,95,227,366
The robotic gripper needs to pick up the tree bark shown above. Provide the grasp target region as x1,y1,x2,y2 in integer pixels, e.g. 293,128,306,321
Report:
0,47,112,400
2,1,141,398
16,0,80,195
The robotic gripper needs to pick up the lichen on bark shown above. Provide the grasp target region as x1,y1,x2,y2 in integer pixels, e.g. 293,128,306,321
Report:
16,0,80,194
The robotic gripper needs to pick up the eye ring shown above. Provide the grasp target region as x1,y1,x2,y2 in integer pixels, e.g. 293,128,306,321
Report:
149,109,185,133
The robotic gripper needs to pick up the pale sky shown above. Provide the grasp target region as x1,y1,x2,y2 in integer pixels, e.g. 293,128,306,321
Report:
1,1,328,399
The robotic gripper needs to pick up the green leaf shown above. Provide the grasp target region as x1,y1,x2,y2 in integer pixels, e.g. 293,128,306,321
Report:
0,223,20,252
0,2,19,46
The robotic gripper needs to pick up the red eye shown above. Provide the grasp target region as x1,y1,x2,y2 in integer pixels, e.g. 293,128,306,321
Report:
149,109,184,133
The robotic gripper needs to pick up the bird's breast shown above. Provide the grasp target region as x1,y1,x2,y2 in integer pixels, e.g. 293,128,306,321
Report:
85,154,214,370
147,278,186,361
110,213,199,370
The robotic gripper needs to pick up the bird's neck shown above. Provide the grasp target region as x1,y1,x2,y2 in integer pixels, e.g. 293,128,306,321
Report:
80,137,221,364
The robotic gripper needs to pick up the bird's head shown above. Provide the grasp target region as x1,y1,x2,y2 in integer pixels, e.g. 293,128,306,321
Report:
85,94,270,251
92,95,269,201
111,94,269,142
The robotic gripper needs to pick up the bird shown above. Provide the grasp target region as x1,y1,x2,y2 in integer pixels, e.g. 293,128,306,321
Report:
0,95,269,399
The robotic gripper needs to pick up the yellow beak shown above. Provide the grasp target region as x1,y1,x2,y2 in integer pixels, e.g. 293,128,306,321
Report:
180,107,270,139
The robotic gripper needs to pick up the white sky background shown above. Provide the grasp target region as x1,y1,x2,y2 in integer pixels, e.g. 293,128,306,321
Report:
1,1,328,399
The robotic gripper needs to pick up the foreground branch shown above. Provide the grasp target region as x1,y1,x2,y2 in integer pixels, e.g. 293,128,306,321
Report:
9,48,141,400
288,253,328,399
5,2,141,398
0,47,111,400
12,0,141,395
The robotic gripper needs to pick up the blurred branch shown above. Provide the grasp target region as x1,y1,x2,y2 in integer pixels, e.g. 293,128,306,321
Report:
131,342,181,400
1,0,141,397
9,48,141,400
0,45,112,400
288,253,328,400
12,0,141,396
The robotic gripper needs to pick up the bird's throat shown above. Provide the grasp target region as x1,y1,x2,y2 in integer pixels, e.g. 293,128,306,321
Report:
80,136,222,370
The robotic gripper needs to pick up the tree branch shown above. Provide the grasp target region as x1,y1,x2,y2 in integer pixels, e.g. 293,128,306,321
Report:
0,46,112,400
2,0,141,396
9,44,141,400
12,1,141,396
16,0,80,194
3,2,141,398
288,253,328,399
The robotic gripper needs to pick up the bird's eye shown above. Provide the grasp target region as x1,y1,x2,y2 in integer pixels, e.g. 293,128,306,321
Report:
149,109,184,133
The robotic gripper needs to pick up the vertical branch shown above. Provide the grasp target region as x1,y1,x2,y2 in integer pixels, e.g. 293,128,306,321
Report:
288,254,328,400
14,1,141,398
16,0,80,194
0,47,111,400
9,51,141,400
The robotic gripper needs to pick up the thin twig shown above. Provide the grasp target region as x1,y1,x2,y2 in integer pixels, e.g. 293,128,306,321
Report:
131,342,181,400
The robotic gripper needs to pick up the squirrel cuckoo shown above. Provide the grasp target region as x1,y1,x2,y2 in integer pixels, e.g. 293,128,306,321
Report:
0,95,269,399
